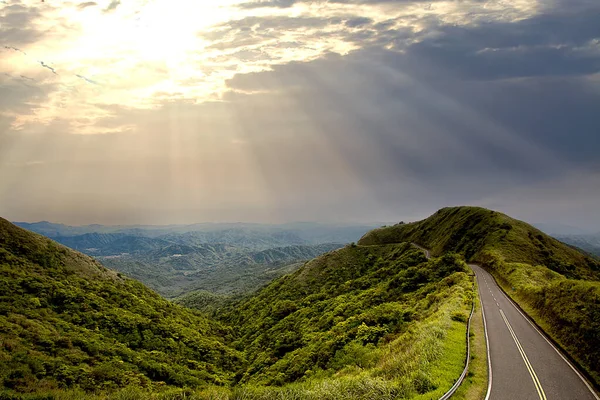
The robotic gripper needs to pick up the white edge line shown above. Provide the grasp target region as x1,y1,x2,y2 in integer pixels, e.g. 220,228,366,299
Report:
486,267,600,400
474,266,493,400
411,243,476,400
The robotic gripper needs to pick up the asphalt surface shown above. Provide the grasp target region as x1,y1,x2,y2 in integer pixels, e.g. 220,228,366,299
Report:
471,264,599,400
410,243,598,400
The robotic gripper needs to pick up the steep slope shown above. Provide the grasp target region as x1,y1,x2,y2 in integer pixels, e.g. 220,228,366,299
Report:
218,243,474,397
359,206,600,385
0,218,241,394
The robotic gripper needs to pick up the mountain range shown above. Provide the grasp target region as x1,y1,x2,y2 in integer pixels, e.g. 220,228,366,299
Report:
13,222,379,297
1,207,599,399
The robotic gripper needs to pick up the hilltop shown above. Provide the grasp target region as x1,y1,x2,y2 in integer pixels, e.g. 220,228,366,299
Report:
359,206,600,280
360,206,600,385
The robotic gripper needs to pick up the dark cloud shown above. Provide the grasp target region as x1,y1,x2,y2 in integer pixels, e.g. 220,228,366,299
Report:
345,17,373,28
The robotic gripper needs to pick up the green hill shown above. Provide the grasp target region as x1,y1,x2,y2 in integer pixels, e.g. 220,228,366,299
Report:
1,218,475,399
359,206,600,384
0,217,241,394
217,243,473,397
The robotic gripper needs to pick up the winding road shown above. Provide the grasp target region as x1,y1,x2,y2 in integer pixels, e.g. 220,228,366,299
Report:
412,244,599,400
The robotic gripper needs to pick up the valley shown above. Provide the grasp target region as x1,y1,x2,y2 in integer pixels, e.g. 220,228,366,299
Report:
14,222,377,298
1,206,599,400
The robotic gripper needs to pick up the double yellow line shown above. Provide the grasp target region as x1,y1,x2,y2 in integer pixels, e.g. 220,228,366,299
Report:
500,309,547,400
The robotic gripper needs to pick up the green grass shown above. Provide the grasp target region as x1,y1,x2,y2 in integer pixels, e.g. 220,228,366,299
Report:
359,206,600,387
1,217,476,399
452,283,488,400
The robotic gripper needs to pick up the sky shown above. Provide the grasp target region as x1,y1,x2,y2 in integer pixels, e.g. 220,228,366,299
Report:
0,0,599,228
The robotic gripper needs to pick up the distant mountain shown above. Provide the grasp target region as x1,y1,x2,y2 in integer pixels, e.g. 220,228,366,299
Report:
534,222,596,236
50,233,174,256
100,243,344,297
555,233,600,257
13,222,376,297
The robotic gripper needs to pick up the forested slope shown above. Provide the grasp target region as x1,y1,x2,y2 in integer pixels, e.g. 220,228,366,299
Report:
0,218,241,393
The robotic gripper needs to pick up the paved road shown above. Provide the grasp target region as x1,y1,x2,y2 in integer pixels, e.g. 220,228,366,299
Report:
411,244,598,399
471,264,598,400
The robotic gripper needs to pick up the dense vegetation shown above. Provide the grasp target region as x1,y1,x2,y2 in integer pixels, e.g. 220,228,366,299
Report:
0,218,241,394
220,244,472,390
359,206,600,385
1,218,474,399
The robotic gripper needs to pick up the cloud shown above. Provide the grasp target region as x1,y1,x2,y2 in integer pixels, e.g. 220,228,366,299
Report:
0,4,44,47
78,2,98,9
1,0,599,227
104,0,120,13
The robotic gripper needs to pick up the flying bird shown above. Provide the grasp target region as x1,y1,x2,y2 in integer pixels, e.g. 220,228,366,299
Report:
20,75,36,82
4,46,27,56
75,74,98,85
38,61,58,75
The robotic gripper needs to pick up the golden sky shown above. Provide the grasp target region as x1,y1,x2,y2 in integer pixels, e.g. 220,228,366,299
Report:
1,0,599,227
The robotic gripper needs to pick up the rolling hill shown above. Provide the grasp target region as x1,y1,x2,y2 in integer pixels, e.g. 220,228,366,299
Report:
4,207,599,398
1,217,474,399
359,206,600,385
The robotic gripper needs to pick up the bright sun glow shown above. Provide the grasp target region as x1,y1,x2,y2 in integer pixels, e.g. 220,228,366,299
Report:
0,0,543,133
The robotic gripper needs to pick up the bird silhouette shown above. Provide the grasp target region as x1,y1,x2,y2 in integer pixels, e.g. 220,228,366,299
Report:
38,61,58,75
4,46,27,56
75,74,99,85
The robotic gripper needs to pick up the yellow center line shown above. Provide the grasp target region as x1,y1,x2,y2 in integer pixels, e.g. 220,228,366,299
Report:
500,309,548,400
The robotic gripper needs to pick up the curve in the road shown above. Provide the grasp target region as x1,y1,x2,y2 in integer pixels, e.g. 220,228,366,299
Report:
411,244,599,400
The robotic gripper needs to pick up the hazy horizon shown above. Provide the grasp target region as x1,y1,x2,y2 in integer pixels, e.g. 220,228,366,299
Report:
1,0,599,229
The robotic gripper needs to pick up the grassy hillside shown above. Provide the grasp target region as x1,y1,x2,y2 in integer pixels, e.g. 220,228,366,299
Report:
359,206,600,385
1,218,475,399
218,243,474,398
0,218,241,394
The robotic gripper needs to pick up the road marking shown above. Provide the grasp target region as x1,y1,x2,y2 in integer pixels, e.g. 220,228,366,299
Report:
500,309,547,400
493,275,600,400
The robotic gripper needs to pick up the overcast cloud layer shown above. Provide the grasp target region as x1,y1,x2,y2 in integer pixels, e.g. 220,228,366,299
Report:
0,0,599,228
